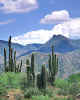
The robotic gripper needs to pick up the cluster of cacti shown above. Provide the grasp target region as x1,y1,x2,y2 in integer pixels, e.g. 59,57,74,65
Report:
48,45,58,85
4,36,22,72
3,36,58,89
26,56,47,90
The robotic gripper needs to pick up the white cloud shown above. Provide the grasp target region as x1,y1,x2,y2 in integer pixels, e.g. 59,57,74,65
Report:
12,30,54,45
12,18,80,45
40,10,70,24
0,0,38,13
52,18,80,39
0,19,15,25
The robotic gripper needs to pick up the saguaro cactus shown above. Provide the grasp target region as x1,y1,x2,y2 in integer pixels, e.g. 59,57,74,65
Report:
4,48,7,72
14,51,16,72
41,64,47,89
10,48,13,72
31,53,35,87
26,59,31,87
48,54,52,77
8,36,11,71
48,45,58,85
20,60,22,72
37,73,41,89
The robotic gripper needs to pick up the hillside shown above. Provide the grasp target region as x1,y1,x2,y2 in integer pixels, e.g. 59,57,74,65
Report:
1,35,80,77
16,49,80,78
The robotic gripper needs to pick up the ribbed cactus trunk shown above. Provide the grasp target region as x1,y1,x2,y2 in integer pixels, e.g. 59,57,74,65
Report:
8,36,11,71
20,60,22,72
14,51,16,72
26,59,31,87
48,54,52,78
4,48,7,72
41,64,47,89
10,48,13,72
48,45,58,85
37,73,41,89
31,53,35,87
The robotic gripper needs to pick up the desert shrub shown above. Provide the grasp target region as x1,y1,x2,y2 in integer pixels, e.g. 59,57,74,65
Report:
40,88,54,97
14,94,24,100
69,81,80,98
24,88,42,98
0,84,7,96
54,97,67,100
55,78,70,89
45,88,54,97
0,98,8,100
67,96,73,100
57,88,69,96
0,72,27,89
32,95,49,100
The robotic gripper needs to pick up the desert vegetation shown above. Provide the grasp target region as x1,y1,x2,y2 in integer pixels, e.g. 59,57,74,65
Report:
0,36,80,100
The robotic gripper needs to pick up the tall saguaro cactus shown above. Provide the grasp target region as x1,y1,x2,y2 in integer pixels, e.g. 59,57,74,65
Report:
10,48,13,72
26,59,31,87
31,53,35,87
48,45,58,85
48,54,52,77
20,60,22,72
4,48,7,72
14,51,16,72
37,64,47,90
8,36,11,71
41,64,47,89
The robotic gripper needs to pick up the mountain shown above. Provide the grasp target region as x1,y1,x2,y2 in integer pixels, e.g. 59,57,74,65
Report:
17,50,80,78
38,35,80,53
1,35,80,77
1,35,80,58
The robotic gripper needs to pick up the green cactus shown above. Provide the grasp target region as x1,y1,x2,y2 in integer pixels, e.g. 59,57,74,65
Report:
19,60,22,72
26,59,31,87
8,36,11,71
37,73,41,89
41,64,47,89
31,53,35,87
48,45,58,85
14,51,16,72
4,48,7,72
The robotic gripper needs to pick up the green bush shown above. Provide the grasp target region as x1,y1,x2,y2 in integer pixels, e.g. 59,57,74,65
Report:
24,88,42,98
54,97,67,100
55,78,70,89
0,72,27,89
0,83,7,96
69,82,80,96
57,88,69,96
32,95,49,100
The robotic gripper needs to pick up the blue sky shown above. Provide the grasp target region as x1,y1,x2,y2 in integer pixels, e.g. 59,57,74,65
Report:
0,0,80,45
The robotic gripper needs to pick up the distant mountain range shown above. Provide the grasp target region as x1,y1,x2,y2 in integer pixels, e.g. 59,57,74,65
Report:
1,35,80,78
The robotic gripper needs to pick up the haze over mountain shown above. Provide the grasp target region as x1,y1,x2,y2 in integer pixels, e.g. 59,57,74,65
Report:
1,35,80,57
1,35,80,77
